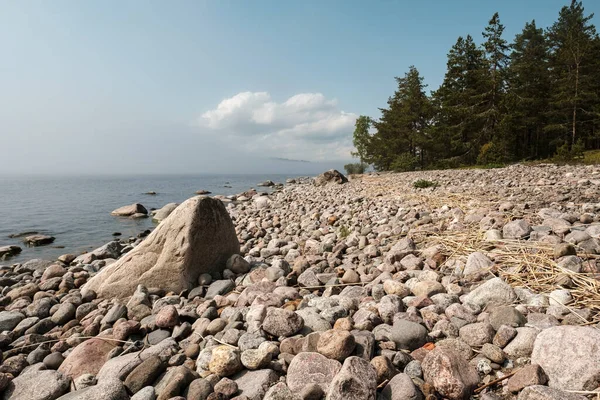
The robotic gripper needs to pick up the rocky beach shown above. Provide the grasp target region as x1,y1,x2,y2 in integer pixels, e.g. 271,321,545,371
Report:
1,164,600,400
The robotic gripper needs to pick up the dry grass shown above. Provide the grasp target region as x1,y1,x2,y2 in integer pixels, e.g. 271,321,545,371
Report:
429,230,600,321
415,192,600,324
361,175,600,323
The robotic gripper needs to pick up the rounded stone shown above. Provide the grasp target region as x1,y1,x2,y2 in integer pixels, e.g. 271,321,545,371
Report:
43,352,65,369
208,346,242,377
240,348,272,370
316,329,356,361
391,319,428,350
155,305,179,328
262,308,304,337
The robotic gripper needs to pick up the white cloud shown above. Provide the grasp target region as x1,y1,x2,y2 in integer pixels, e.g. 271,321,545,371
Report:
199,92,357,161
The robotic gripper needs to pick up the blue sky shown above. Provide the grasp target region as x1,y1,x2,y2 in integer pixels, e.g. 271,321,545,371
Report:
1,0,598,174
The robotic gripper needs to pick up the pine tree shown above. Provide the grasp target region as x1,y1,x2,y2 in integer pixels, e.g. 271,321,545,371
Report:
371,66,432,171
348,0,600,169
431,35,487,165
504,20,551,159
546,0,598,148
478,12,510,160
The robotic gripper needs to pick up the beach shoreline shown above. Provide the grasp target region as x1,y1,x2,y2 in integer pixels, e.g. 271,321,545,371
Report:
1,165,600,399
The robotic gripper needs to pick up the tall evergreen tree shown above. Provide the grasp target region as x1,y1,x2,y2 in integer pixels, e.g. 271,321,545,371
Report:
371,66,432,171
478,12,510,156
431,35,487,165
349,1,600,170
546,0,598,147
504,20,551,159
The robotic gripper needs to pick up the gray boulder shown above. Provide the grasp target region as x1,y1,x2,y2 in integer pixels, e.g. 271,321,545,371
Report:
84,197,240,298
0,245,21,260
0,311,25,331
464,252,493,277
391,319,428,350
326,356,378,400
314,170,348,186
463,277,516,309
56,378,129,400
287,352,341,394
152,203,179,223
232,369,279,400
2,364,70,400
111,203,148,216
504,327,539,359
531,326,600,391
380,373,423,400
503,219,531,239
517,385,587,400
87,241,123,260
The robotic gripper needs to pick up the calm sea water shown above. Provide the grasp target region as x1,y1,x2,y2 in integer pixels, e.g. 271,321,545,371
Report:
0,174,299,263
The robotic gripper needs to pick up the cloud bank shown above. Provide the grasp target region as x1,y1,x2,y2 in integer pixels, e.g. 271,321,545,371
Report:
199,92,357,161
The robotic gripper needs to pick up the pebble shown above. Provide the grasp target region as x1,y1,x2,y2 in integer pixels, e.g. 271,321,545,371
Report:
391,319,428,350
209,346,242,377
262,308,304,337
155,305,179,328
316,329,356,361
422,347,479,400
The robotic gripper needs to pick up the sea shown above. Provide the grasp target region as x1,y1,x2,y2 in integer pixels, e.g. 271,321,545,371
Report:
0,174,301,263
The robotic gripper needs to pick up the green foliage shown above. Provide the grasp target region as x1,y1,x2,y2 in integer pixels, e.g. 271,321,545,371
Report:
546,1,599,147
338,225,351,238
349,3,600,172
477,141,509,165
504,20,551,159
352,116,374,165
344,162,368,175
430,35,489,165
390,153,418,172
413,179,438,189
371,66,432,171
480,12,510,146
553,140,585,162
584,150,600,164
482,163,505,169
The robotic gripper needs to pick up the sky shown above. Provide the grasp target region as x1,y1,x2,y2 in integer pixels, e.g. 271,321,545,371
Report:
1,0,599,175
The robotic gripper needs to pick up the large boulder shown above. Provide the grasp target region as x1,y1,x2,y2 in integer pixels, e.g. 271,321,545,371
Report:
74,241,123,264
0,311,25,331
0,245,21,260
287,352,341,394
111,203,148,216
517,385,587,400
233,369,279,400
58,337,117,379
326,356,378,400
23,235,55,246
381,373,423,400
2,363,70,400
531,326,600,391
55,378,129,400
314,170,348,186
152,203,179,223
84,196,240,298
462,277,516,309
422,347,479,400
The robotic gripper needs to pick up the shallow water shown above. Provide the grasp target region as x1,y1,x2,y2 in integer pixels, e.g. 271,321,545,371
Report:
0,174,298,263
